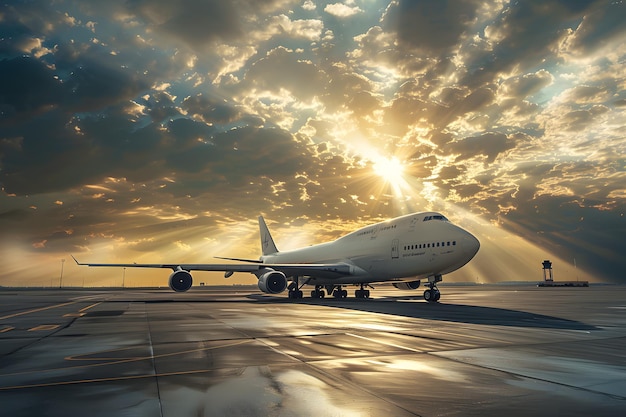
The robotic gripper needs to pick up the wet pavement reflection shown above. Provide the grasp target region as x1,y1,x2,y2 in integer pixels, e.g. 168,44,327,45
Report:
0,286,625,416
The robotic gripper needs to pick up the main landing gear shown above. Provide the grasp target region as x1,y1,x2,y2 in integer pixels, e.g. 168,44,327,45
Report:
287,278,304,299
311,285,325,299
332,286,348,299
287,280,373,300
320,284,370,299
423,274,442,302
355,283,371,299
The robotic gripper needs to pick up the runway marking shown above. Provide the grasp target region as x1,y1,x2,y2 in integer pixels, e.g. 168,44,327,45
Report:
0,326,14,333
65,339,252,363
0,368,220,391
28,324,60,332
0,339,254,381
0,301,78,321
80,302,102,312
63,302,103,317
345,332,423,353
414,326,507,345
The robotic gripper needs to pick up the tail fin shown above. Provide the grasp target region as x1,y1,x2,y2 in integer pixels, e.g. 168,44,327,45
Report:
259,216,279,256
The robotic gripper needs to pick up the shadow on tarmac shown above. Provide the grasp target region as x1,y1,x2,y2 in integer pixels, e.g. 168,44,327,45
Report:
249,294,597,331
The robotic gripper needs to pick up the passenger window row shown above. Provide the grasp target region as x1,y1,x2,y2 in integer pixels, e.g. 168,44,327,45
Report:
404,241,456,251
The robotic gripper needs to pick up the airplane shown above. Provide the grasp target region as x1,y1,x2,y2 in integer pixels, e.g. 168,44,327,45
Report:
73,211,480,302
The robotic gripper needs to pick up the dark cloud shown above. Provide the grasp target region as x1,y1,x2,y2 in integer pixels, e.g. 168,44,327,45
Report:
501,70,553,99
244,47,327,101
561,105,609,131
382,0,482,54
182,94,241,124
463,0,604,87
446,132,516,164
128,0,244,47
0,57,64,125
565,1,626,56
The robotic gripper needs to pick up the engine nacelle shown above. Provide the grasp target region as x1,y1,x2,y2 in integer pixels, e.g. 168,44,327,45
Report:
393,280,421,290
257,270,288,294
169,269,193,292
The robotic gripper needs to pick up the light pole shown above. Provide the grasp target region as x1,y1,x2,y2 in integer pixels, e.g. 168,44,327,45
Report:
59,258,65,289
123,267,126,288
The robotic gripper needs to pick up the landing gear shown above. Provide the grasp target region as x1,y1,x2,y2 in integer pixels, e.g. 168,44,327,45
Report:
423,287,440,302
424,274,442,303
355,283,370,299
288,278,304,299
288,289,303,299
332,286,348,299
311,286,325,298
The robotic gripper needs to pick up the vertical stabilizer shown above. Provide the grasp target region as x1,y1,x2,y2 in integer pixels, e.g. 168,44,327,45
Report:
258,216,279,256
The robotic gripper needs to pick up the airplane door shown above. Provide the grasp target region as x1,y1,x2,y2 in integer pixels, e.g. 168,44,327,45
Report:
391,239,399,259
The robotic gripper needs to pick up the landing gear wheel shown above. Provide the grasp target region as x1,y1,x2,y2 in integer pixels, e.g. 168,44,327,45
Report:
333,288,348,299
424,287,440,303
288,290,303,299
355,289,371,299
311,288,325,298
356,283,371,299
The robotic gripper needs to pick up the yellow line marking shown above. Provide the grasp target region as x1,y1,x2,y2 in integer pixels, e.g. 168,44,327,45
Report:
79,302,102,313
346,332,423,353
63,313,86,317
0,301,78,321
0,339,253,379
0,327,14,333
0,368,217,391
28,324,60,332
63,302,102,317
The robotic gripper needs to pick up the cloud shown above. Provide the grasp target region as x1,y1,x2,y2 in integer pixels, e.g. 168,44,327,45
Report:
0,57,64,124
382,0,482,54
324,3,363,18
127,0,244,47
564,1,626,57
447,132,517,164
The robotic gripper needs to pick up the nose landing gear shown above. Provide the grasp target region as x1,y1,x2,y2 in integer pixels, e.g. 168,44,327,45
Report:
423,287,440,302
424,274,442,302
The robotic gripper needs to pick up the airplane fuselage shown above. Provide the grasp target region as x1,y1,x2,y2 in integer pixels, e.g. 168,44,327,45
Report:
261,212,479,285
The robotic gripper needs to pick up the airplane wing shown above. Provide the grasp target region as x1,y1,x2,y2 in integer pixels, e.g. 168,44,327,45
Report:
71,255,359,278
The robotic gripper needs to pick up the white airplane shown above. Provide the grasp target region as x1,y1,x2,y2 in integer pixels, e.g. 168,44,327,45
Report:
73,211,479,302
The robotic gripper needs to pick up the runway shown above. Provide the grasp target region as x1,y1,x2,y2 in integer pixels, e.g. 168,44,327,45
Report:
0,285,624,416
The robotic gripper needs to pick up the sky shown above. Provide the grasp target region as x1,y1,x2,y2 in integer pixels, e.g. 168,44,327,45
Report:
1,0,625,288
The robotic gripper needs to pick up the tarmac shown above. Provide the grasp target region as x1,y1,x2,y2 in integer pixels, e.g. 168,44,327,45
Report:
0,284,624,416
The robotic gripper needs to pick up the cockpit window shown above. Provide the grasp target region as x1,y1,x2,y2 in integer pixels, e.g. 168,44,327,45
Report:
423,215,449,221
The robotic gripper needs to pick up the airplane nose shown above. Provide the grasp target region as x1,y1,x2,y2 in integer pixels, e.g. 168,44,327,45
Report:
462,232,480,259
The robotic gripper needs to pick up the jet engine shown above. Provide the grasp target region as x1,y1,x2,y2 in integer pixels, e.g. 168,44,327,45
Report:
393,280,421,290
257,270,288,294
169,269,193,292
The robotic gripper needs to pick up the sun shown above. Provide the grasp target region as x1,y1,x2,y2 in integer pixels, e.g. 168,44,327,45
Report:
372,156,405,183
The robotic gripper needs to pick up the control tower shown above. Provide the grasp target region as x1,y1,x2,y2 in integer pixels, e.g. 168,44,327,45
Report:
542,260,553,282
537,259,588,287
